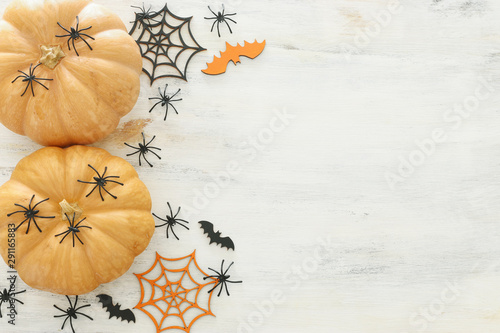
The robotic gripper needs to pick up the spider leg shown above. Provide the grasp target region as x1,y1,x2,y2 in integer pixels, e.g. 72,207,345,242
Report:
79,35,94,51
56,22,71,34
31,196,49,210
62,315,71,330
101,186,118,199
13,217,28,232
29,79,35,97
53,305,66,314
163,104,169,121
74,310,93,321
11,75,25,83
33,79,51,91
217,282,225,296
210,20,217,33
76,16,80,31
67,36,72,52
104,179,124,186
20,80,31,97
74,303,91,312
226,17,237,23
72,232,76,247
87,164,101,177
226,279,243,284
69,315,75,333
124,142,140,150
170,88,181,99
170,226,179,240
224,20,233,34
7,209,28,216
31,218,42,233
25,218,33,234
56,231,71,243
168,202,174,218
166,224,171,238
152,213,168,224
142,153,153,167
79,26,92,33
148,150,162,160
138,152,144,166
207,281,220,294
149,100,163,113
101,166,108,178
208,268,220,275
126,149,141,157
208,6,217,17
217,21,221,38
84,184,99,198
220,260,225,274
176,221,189,230
74,232,84,246
224,281,231,296
145,134,156,146
0,300,3,318
169,102,179,115
72,38,79,57
98,186,105,201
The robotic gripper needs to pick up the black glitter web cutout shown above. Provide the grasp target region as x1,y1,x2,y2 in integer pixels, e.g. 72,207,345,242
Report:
129,3,206,84
124,132,161,167
7,194,55,234
54,295,93,333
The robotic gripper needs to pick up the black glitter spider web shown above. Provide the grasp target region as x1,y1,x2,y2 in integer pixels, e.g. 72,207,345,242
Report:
129,4,206,84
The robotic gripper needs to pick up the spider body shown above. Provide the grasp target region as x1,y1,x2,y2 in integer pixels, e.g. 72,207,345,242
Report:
131,3,158,29
77,164,124,201
11,63,53,97
0,287,25,318
125,132,161,167
149,84,182,121
205,5,237,37
56,16,95,56
153,202,189,240
54,295,93,333
204,260,242,296
55,213,92,247
7,194,55,234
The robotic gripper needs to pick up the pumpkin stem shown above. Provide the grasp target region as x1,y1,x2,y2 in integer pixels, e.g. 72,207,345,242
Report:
39,45,65,69
59,199,82,221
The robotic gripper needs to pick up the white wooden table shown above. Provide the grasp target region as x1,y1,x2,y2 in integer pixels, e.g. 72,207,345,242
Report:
1,0,500,332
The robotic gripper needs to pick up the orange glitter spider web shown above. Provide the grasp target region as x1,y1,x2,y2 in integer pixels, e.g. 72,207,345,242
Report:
134,251,217,332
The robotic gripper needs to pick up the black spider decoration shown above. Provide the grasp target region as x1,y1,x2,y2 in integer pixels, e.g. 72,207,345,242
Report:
205,4,237,38
124,132,161,167
0,287,25,318
153,202,189,240
7,195,55,234
55,213,92,247
204,260,242,297
128,4,206,83
56,16,94,57
11,63,53,97
131,3,159,29
54,295,93,333
149,84,182,121
77,164,124,201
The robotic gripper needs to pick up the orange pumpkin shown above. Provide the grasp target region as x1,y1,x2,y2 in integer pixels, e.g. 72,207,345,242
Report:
0,0,142,146
0,146,155,295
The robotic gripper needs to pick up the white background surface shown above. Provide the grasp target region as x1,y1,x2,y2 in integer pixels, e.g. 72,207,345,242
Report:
1,0,500,332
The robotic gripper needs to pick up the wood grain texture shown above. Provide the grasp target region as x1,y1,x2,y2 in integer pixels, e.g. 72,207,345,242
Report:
1,0,500,332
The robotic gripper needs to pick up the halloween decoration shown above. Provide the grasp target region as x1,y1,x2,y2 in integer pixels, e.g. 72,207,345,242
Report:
0,0,143,146
0,146,155,295
149,84,182,121
124,132,161,167
202,40,266,75
199,221,235,250
96,294,136,323
7,194,55,234
0,287,25,318
204,260,242,296
134,251,215,332
129,4,206,83
204,5,237,37
153,202,189,240
54,295,93,333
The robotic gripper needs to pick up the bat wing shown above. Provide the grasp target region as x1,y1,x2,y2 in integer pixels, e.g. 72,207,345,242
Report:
199,221,215,237
219,236,235,251
202,40,266,75
96,294,136,323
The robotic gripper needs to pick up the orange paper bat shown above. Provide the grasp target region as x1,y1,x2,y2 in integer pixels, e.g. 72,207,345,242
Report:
202,40,266,75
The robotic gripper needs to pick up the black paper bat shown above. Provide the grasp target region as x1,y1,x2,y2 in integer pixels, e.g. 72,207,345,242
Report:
96,294,135,323
199,221,235,251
